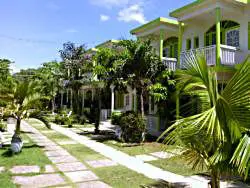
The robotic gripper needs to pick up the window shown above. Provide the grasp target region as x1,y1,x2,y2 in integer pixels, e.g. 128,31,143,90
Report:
194,37,199,49
186,39,191,50
226,28,240,47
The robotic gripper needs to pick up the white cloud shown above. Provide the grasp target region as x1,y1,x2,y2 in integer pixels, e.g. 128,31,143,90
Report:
117,4,147,24
65,29,78,33
100,14,110,21
90,0,130,8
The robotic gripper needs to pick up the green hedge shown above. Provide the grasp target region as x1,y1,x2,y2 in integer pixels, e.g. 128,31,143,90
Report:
120,111,146,143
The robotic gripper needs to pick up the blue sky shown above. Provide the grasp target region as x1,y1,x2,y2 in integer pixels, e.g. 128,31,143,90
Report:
0,0,193,72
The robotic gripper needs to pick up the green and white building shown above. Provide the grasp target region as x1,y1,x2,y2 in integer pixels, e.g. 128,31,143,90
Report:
130,0,250,136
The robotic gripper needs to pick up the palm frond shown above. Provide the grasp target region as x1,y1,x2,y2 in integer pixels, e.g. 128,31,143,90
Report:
230,134,250,179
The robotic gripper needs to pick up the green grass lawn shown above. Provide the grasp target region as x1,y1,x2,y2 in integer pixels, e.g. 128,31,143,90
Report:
0,134,53,188
148,156,207,176
102,140,206,176
28,120,158,188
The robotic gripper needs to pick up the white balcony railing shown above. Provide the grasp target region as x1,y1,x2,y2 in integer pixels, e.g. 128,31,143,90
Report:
162,57,177,71
180,45,243,68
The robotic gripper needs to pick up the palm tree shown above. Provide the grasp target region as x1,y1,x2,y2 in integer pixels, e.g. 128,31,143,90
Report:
1,80,50,153
37,61,63,113
160,54,250,188
118,40,163,116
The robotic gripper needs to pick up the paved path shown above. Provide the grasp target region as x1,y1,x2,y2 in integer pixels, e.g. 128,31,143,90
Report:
24,121,249,188
29,122,208,188
21,121,110,188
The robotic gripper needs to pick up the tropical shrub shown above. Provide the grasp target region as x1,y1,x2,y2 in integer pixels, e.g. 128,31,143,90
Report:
111,111,122,125
0,121,6,132
160,55,250,187
120,111,146,143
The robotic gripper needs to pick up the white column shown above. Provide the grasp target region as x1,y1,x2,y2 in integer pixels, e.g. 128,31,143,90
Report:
133,89,137,112
110,85,115,113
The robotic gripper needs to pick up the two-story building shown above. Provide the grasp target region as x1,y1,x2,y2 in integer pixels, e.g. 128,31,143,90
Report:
131,0,250,136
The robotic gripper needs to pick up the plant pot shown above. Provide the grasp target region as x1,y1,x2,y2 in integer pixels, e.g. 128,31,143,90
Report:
11,134,23,153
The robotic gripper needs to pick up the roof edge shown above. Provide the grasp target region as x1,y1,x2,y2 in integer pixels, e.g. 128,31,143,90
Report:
130,17,178,35
95,39,120,48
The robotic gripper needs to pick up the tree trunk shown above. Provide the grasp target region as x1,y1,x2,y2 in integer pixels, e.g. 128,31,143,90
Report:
52,97,55,114
140,90,144,117
211,169,220,188
95,89,101,134
15,117,21,135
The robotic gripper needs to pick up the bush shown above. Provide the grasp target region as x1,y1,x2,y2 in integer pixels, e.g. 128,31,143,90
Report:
111,112,122,125
54,113,71,126
119,112,146,143
0,121,6,132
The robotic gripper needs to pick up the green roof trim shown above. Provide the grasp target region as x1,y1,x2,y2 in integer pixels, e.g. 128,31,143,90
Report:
170,0,205,18
95,39,120,48
130,17,178,35
170,0,248,18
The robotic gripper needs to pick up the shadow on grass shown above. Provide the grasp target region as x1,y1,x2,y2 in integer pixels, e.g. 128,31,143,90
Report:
141,179,189,188
1,144,45,157
20,131,34,134
78,130,117,142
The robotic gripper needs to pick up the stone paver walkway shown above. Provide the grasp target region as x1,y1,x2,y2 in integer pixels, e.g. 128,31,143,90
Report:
36,122,208,188
86,159,117,168
24,121,249,188
12,174,66,188
10,165,40,174
15,122,111,188
38,121,250,188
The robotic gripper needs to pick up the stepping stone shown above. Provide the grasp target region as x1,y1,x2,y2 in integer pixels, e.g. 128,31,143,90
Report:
56,162,87,172
45,150,71,157
135,154,158,162
77,181,111,188
45,165,56,173
44,145,63,151
10,165,40,174
64,171,99,183
37,142,58,147
12,173,66,187
150,151,175,159
48,155,79,164
0,166,5,173
57,140,78,145
85,159,117,168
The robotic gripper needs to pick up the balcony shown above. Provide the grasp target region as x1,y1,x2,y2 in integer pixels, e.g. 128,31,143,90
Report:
180,45,244,68
162,57,177,71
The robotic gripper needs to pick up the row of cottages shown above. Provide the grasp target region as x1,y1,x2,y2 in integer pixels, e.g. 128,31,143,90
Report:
60,0,250,137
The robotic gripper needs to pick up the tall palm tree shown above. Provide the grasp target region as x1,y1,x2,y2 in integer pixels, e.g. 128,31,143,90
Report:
118,40,163,116
160,54,250,188
1,80,50,152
